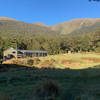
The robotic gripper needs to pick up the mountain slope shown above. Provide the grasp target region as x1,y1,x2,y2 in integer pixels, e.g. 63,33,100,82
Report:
34,22,49,28
1,17,100,37
0,17,17,21
50,18,100,35
0,17,58,37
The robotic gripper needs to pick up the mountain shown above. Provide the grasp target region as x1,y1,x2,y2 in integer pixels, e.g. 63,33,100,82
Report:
0,17,100,37
50,18,100,35
0,17,16,21
0,17,58,38
34,22,49,28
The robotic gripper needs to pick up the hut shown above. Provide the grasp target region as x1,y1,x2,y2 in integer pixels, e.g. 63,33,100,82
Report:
3,48,48,60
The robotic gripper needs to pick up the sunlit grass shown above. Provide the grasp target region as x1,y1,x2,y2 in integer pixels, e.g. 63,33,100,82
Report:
3,52,100,69
38,53,100,69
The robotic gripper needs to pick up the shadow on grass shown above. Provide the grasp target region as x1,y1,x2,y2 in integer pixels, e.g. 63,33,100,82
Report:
1,63,100,71
0,64,37,72
0,64,100,100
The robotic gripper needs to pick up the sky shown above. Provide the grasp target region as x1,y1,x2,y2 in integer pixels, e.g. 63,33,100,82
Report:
0,0,100,25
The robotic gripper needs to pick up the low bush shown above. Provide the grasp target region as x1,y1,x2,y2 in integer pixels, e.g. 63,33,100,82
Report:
12,60,18,64
34,58,41,64
27,59,34,66
0,94,10,100
35,80,60,100
50,59,56,63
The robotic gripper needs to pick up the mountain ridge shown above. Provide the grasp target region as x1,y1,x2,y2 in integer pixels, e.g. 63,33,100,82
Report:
0,17,100,36
49,18,100,35
0,17,58,37
0,17,17,21
34,22,49,28
33,18,100,35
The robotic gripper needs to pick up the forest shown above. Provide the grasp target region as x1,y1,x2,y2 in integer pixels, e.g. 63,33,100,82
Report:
0,28,100,59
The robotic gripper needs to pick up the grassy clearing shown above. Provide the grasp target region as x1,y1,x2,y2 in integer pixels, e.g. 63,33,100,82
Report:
3,53,100,69
2,53,100,100
0,64,100,100
37,53,100,69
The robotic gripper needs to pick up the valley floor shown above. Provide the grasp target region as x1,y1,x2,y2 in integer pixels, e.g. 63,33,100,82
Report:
1,53,100,99
3,52,100,69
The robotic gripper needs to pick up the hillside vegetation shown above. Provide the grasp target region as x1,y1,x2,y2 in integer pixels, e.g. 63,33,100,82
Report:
50,18,100,35
1,28,100,58
1,17,100,37
0,17,100,59
0,17,58,37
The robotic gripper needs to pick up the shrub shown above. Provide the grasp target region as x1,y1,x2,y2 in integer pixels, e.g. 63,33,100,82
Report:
44,60,50,63
50,59,56,63
34,58,41,64
0,59,3,64
43,60,51,65
12,60,18,64
1,96,10,100
0,94,10,100
27,59,34,66
35,80,60,100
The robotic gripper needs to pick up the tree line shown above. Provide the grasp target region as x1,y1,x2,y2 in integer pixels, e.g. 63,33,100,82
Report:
0,29,100,59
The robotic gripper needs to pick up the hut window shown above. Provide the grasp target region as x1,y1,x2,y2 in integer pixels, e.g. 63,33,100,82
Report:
12,51,16,53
